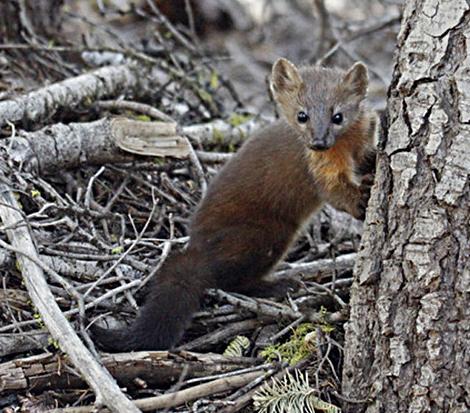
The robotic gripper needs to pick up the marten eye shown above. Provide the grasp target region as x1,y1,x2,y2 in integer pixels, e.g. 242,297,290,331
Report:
331,113,343,125
297,111,309,124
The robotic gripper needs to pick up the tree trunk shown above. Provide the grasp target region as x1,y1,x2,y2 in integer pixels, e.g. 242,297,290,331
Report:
342,1,470,413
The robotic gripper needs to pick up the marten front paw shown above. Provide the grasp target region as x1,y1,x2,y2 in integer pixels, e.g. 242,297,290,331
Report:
269,276,302,297
355,174,374,220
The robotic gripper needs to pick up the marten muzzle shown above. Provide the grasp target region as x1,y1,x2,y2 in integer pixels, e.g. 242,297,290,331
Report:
310,141,329,151
308,121,334,151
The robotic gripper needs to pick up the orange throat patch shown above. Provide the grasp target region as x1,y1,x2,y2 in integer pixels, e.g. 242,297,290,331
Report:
307,141,354,190
306,116,372,189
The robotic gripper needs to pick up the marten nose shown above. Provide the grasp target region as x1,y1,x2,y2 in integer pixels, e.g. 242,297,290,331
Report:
311,142,328,151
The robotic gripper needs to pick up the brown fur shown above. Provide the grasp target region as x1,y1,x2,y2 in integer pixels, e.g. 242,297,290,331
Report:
92,60,377,352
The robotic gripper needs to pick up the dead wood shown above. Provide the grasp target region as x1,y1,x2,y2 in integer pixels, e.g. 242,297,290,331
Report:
180,319,261,351
0,332,49,358
210,290,347,326
48,370,265,413
1,116,270,175
276,252,357,279
0,252,121,283
0,180,140,413
183,116,272,145
0,350,259,394
0,64,154,129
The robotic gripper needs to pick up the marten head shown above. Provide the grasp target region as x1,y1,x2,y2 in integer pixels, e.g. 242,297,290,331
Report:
271,58,368,151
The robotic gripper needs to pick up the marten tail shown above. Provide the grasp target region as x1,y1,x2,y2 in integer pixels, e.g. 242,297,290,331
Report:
91,250,210,351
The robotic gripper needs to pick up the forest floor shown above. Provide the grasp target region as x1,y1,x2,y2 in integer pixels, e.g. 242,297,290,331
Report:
0,1,401,412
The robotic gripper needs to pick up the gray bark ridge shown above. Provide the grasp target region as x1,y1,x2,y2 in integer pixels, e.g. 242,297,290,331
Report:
343,1,470,413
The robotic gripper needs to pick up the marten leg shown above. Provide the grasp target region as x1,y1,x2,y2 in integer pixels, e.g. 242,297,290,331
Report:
93,222,298,351
325,173,373,220
356,148,377,176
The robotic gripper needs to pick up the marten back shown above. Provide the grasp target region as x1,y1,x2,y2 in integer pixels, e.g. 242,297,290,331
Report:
192,120,321,237
92,59,376,351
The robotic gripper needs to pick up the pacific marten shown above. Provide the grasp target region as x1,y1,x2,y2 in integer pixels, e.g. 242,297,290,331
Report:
92,58,377,351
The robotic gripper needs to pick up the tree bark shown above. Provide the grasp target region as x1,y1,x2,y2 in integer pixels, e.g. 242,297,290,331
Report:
342,1,470,413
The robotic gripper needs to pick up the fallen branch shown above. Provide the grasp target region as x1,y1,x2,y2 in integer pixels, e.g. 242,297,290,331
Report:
275,252,357,279
4,118,131,175
0,250,126,282
183,116,271,145
0,277,142,334
94,100,174,122
2,117,270,175
0,179,140,413
0,332,49,357
48,371,265,413
195,150,233,162
0,350,259,394
0,64,154,128
180,319,260,351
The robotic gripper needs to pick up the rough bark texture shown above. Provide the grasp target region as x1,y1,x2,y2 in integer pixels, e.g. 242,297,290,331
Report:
342,1,470,412
0,351,258,394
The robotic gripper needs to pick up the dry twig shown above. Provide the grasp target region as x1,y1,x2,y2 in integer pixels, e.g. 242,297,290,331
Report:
0,179,140,413
48,371,264,413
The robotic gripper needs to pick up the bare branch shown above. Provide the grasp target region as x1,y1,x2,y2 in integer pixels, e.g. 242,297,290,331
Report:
0,64,155,128
1,117,270,175
0,179,140,413
48,371,264,413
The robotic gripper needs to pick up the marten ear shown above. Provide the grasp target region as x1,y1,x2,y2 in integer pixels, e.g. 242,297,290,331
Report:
271,58,303,97
343,62,368,100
